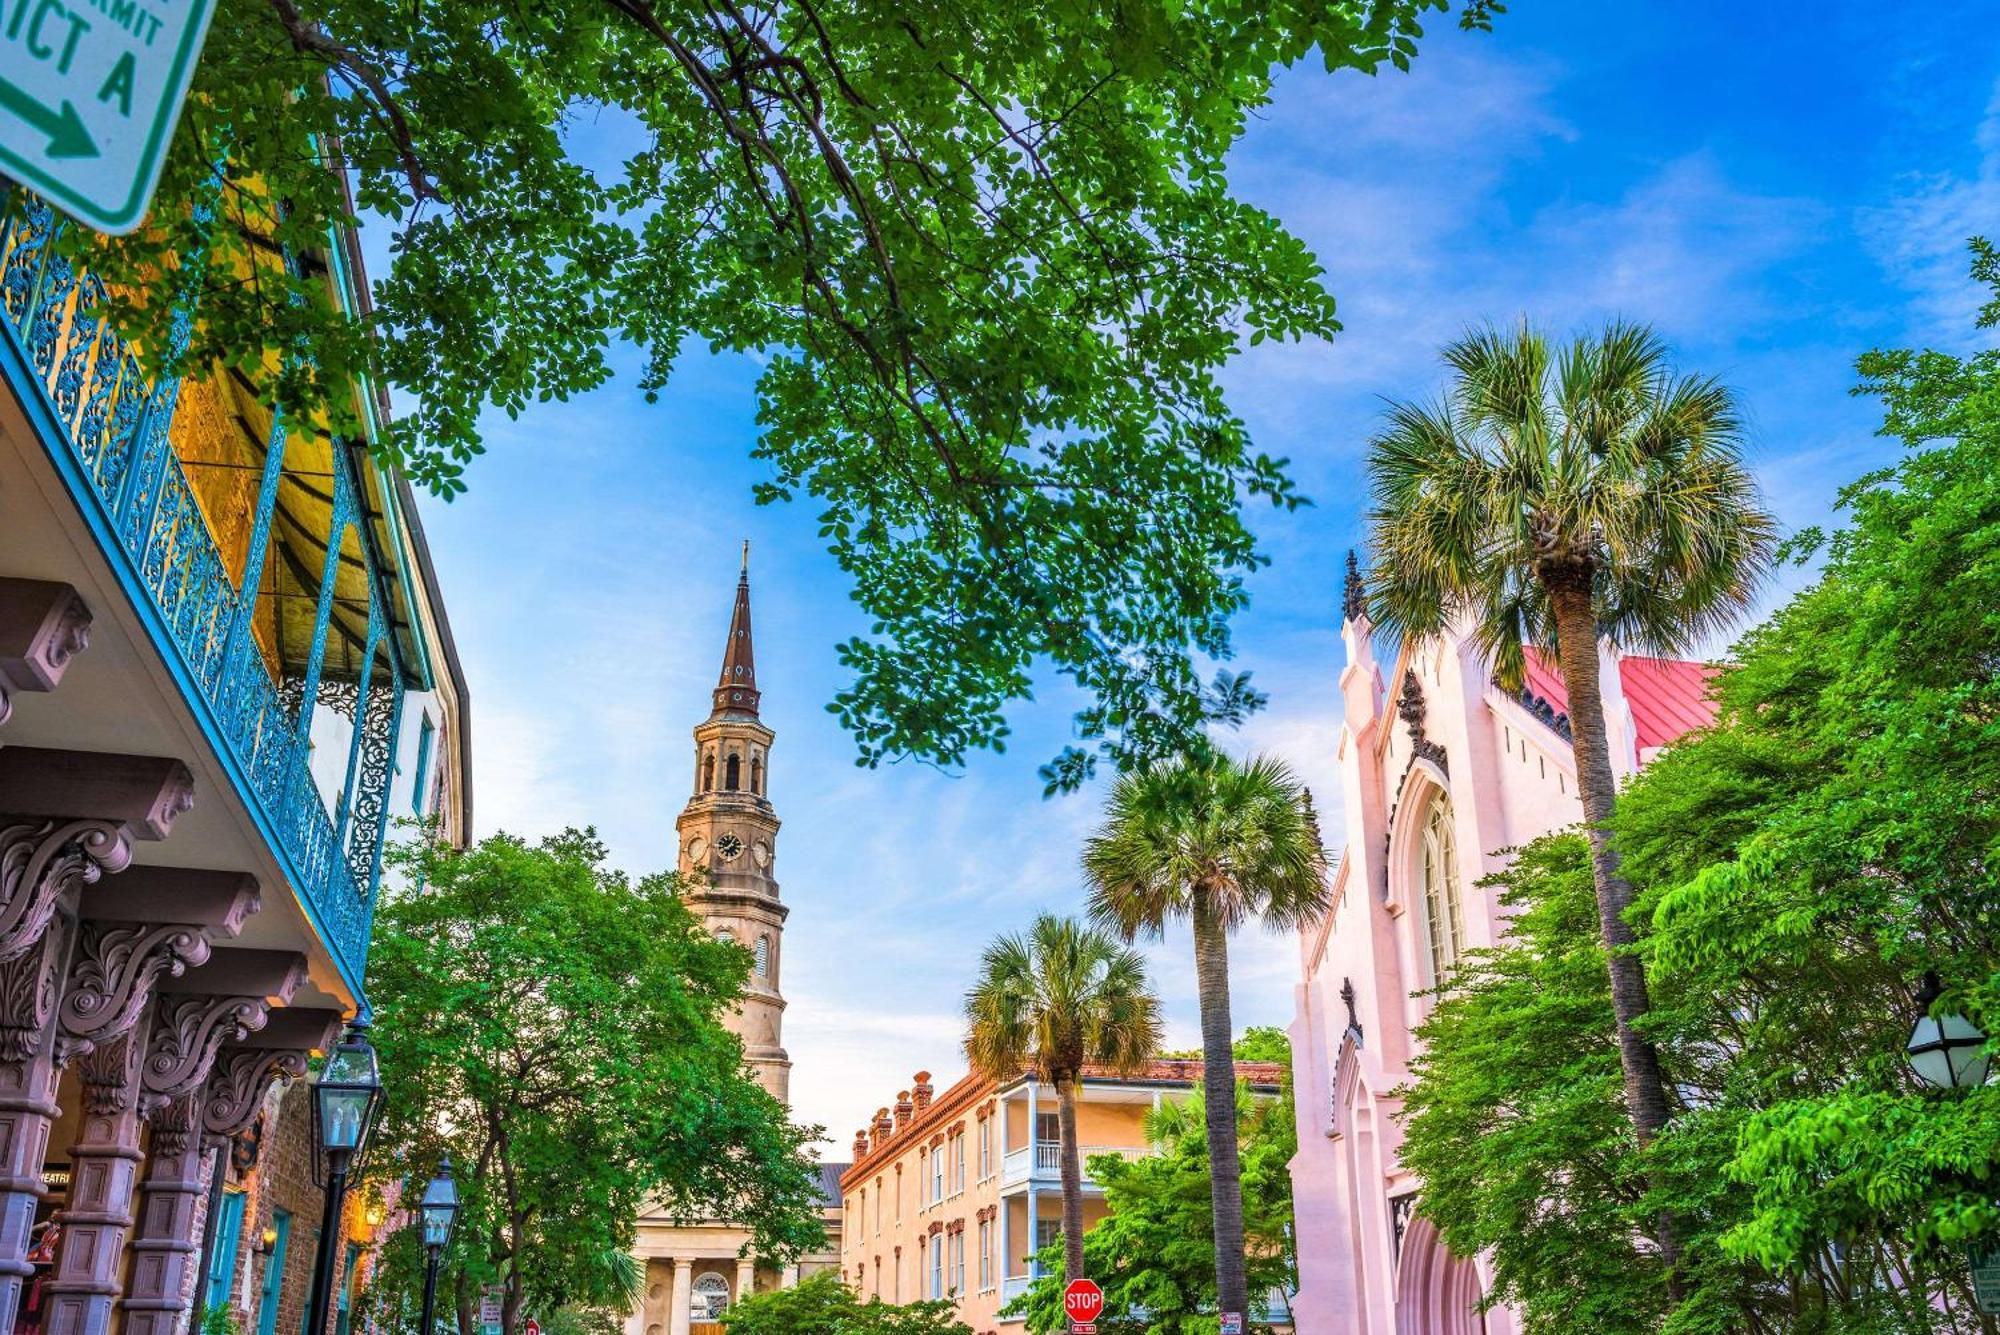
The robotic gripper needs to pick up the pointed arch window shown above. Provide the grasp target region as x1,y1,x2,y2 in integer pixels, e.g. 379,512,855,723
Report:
1419,797,1465,983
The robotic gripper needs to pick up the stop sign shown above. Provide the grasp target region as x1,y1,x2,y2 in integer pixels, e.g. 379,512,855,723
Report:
1063,1278,1104,1324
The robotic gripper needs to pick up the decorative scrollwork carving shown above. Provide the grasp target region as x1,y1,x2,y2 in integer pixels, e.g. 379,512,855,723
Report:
0,820,130,962
200,1048,309,1140
0,917,67,1064
76,1028,141,1115
145,1090,199,1158
140,995,268,1104
57,922,209,1058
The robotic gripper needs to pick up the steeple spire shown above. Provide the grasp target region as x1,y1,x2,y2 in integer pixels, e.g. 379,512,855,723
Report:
712,545,760,718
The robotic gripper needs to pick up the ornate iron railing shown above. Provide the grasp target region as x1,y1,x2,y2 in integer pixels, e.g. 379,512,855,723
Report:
0,193,396,993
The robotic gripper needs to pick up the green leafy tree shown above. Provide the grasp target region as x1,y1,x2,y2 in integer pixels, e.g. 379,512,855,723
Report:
363,829,827,1335
36,0,1499,788
721,1271,969,1335
964,915,1163,1284
1006,1081,1296,1335
1363,321,1778,1273
1082,753,1324,1323
1397,248,2000,1333
1163,1028,1289,1063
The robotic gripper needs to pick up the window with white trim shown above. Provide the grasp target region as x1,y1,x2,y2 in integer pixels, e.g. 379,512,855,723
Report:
1418,796,1466,984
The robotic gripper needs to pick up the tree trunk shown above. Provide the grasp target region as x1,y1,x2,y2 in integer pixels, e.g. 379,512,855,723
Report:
1055,1076,1086,1285
1546,579,1681,1279
1191,894,1249,1323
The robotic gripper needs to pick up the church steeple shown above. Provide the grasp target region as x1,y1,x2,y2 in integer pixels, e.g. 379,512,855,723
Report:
677,547,790,1103
712,541,760,719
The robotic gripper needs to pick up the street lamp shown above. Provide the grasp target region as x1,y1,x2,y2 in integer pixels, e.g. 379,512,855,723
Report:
1906,972,1992,1091
418,1159,460,1335
306,1021,384,1335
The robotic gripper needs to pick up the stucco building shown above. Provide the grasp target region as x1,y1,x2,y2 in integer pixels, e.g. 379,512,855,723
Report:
0,179,470,1335
624,558,843,1335
838,1060,1285,1334
1286,561,1715,1334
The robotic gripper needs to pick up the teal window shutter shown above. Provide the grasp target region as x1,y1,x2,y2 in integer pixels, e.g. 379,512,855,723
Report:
205,1190,247,1309
256,1211,290,1335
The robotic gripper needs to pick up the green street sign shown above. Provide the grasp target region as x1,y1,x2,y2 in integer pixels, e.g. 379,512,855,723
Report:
1972,1244,2000,1315
0,0,219,235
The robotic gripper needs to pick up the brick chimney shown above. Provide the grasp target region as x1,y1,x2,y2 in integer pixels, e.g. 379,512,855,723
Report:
872,1106,894,1149
894,1089,914,1129
911,1071,934,1113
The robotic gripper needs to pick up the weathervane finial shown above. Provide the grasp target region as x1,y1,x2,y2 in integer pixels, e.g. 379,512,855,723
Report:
741,538,750,577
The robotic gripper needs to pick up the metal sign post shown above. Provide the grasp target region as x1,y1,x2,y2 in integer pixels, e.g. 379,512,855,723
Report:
0,0,219,234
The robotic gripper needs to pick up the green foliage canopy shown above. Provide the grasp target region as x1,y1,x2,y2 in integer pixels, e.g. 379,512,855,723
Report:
51,0,1498,788
362,829,827,1335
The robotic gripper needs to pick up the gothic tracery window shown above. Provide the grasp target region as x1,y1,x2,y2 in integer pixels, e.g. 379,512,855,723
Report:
1419,797,1465,984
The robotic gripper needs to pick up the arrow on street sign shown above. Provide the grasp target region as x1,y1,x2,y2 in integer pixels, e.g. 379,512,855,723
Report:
0,0,220,235
0,79,95,160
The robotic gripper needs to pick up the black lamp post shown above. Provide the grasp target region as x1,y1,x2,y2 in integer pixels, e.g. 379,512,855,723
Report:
1906,972,1992,1091
306,1021,385,1335
417,1158,460,1335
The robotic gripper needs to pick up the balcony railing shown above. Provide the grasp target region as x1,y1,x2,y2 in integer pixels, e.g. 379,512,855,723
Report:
1000,1141,1143,1189
0,193,400,996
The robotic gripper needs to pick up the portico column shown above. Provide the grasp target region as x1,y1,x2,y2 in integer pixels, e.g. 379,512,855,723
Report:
46,950,303,1335
122,1007,336,1335
668,1259,692,1335
0,749,194,1334
734,1259,753,1308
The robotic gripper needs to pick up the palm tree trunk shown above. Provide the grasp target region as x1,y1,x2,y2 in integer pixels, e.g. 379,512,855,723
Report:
1056,1076,1086,1284
1547,579,1680,1279
1191,894,1249,1323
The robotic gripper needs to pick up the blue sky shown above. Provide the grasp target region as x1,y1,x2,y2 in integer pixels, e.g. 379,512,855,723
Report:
406,1,2000,1152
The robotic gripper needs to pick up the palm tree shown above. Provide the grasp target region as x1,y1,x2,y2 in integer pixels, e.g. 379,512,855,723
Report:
1081,752,1325,1323
1365,319,1775,1268
964,914,1162,1286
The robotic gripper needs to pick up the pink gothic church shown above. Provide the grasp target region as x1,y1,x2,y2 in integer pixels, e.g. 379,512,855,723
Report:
1286,560,1717,1334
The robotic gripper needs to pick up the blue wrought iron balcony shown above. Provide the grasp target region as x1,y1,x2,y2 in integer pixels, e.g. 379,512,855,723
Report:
0,191,429,1001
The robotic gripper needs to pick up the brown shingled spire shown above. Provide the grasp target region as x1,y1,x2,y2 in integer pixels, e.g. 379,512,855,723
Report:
711,541,761,718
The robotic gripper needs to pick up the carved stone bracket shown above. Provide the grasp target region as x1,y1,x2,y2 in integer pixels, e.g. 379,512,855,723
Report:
0,821,130,964
138,995,271,1109
0,913,70,1065
0,580,92,726
55,922,209,1064
200,1047,310,1140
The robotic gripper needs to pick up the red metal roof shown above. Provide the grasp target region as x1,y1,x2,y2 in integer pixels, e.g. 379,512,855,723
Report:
1520,649,1718,750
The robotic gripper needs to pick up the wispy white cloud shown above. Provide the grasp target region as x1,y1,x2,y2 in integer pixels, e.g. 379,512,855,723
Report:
1860,79,2000,347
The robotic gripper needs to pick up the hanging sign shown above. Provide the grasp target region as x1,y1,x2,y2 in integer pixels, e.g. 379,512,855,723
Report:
1219,1313,1244,1335
0,0,219,235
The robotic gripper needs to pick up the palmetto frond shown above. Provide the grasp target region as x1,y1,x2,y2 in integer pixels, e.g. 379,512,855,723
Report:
1081,752,1328,940
1363,319,1776,683
963,914,1163,1083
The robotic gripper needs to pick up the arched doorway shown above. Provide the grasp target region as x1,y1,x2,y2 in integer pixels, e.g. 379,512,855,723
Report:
1394,1215,1484,1334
